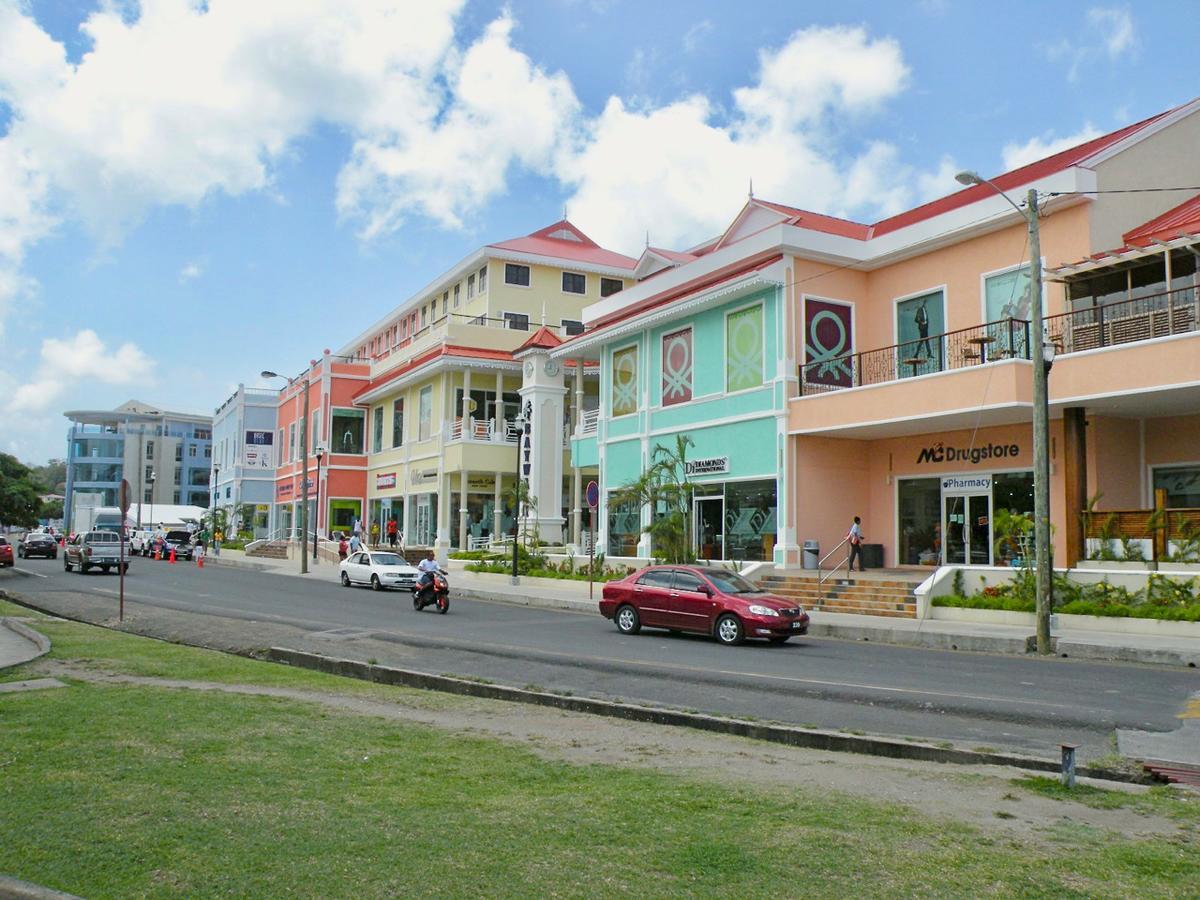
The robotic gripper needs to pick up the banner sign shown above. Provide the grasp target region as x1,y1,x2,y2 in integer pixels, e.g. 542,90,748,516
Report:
244,430,274,468
804,298,854,388
376,472,397,490
685,456,729,476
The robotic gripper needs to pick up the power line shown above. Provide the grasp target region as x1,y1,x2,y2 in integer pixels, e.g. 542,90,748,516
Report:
1046,186,1200,196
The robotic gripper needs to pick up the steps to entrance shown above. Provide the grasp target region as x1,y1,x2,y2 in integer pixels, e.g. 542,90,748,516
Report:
757,571,922,618
246,543,288,560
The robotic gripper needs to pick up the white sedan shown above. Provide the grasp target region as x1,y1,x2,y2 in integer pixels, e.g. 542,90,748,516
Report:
339,551,420,592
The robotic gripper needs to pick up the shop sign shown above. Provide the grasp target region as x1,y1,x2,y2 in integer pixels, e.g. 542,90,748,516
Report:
942,475,992,493
468,475,495,491
376,472,397,490
244,430,274,468
917,441,1020,466
255,504,270,513
276,481,294,500
411,469,438,483
685,456,730,476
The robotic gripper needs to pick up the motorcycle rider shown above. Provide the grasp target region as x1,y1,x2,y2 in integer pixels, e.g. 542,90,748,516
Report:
415,550,440,601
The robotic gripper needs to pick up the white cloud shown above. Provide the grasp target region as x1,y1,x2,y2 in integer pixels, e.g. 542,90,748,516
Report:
179,261,203,283
1089,6,1136,57
682,20,713,53
1044,6,1137,81
6,329,155,414
1001,124,1103,171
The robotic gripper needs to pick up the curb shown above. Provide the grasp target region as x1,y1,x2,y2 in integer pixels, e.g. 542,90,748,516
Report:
0,875,81,899
265,646,1150,785
0,617,51,668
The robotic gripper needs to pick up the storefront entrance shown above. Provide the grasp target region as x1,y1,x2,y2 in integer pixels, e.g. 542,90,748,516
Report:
943,492,991,565
694,496,724,560
414,495,434,546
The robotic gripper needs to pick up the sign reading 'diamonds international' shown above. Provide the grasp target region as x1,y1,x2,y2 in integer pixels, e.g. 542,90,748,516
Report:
916,441,1020,466
244,430,274,468
376,472,397,490
685,456,730,476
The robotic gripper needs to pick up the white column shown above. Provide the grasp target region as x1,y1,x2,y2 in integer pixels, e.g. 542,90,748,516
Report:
459,368,472,551
518,350,567,544
571,357,584,546
493,471,503,540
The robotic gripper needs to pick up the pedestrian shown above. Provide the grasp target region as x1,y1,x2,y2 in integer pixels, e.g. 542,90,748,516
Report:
370,520,380,547
846,515,865,573
349,532,361,554
338,534,349,561
352,516,361,539
214,528,223,556
386,517,398,548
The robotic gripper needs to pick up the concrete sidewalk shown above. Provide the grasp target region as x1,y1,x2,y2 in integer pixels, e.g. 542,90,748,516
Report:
0,618,51,669
197,551,1200,667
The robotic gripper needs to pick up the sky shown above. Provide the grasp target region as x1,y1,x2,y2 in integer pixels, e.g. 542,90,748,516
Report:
0,0,1190,463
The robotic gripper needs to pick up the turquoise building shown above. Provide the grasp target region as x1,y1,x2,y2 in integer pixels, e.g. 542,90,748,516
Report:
553,252,790,564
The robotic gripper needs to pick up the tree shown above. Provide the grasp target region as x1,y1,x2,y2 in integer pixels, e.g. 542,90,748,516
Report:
502,479,539,546
29,458,67,494
612,434,696,564
0,453,44,528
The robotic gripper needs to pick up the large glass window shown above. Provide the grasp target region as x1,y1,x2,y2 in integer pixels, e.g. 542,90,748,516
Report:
372,406,383,453
72,463,122,483
611,344,639,416
478,265,488,292
328,499,362,536
1154,466,1200,508
726,304,764,392
601,277,623,297
607,495,640,556
392,399,404,448
661,327,693,406
72,437,122,459
331,409,365,454
505,263,530,286
984,265,1033,322
896,290,945,377
898,478,942,566
724,479,777,562
562,272,586,294
418,387,432,441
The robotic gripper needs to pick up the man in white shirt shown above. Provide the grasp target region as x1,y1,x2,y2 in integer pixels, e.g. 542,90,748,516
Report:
846,516,865,573
416,550,440,595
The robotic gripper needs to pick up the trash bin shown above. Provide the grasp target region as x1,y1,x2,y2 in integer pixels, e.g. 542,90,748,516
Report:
802,540,820,569
861,543,884,569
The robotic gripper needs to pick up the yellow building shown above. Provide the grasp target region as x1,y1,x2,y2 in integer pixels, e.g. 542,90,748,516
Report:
339,220,635,557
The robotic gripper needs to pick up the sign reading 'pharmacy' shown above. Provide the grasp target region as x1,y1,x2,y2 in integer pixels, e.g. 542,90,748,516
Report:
685,456,729,476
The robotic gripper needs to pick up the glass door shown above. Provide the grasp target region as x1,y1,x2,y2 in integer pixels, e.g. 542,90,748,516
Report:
694,496,724,561
415,495,433,546
943,493,991,565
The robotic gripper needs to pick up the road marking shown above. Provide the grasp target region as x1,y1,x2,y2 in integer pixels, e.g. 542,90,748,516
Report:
1181,695,1200,720
13,568,47,578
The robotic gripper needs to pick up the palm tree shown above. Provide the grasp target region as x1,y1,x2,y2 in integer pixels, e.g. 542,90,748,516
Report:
612,434,696,563
502,479,539,546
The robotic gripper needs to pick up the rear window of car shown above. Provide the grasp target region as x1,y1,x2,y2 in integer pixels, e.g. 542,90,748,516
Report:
672,572,707,593
88,532,120,543
636,569,675,588
0,537,8,546
166,531,191,541
370,553,405,566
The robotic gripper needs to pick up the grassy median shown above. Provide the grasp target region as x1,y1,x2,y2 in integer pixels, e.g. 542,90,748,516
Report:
1,597,1198,897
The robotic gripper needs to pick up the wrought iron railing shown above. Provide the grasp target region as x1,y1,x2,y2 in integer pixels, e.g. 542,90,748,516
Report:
1044,285,1200,355
800,318,1031,395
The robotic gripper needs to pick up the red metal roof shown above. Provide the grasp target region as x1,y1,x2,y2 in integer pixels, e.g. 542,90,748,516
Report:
647,247,699,263
353,344,515,401
1122,192,1200,246
514,325,564,353
489,219,638,270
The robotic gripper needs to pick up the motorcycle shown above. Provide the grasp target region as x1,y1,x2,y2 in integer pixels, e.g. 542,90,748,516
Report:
412,568,450,614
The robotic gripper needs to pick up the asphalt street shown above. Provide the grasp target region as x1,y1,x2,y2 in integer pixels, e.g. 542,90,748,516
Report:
6,554,1198,761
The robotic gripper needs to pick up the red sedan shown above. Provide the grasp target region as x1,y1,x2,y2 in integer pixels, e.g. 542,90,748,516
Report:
600,565,809,646
0,536,13,568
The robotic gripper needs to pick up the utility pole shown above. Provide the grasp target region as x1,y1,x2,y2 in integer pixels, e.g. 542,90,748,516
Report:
1026,188,1052,654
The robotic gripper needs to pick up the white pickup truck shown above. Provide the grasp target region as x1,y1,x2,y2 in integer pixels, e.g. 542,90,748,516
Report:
129,530,157,556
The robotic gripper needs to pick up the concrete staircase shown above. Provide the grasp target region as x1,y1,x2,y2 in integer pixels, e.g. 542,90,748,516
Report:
756,571,923,618
246,542,288,560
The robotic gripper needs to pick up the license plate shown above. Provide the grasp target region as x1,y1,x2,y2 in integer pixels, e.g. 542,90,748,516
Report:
791,621,804,629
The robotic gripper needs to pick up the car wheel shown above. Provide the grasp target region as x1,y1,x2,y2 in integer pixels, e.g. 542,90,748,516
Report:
64,558,72,572
340,571,351,587
714,614,744,646
371,574,383,591
51,552,57,560
615,604,640,635
122,563,129,574
80,562,90,574
768,636,790,645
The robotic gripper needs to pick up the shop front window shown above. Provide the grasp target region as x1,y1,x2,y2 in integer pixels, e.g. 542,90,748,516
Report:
607,495,640,556
723,479,777,562
331,409,365,454
328,499,362,537
1153,466,1200,508
898,478,941,566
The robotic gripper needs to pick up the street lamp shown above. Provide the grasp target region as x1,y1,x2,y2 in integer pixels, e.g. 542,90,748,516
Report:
147,471,156,531
262,367,311,575
313,446,325,562
213,463,221,547
956,170,1053,654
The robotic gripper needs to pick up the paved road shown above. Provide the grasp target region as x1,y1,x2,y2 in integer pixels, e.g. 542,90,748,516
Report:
6,555,1198,760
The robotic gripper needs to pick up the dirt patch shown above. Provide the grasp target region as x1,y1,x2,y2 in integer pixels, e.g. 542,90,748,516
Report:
36,659,1192,841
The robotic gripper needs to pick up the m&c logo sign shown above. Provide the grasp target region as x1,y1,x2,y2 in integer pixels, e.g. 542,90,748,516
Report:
916,441,1020,466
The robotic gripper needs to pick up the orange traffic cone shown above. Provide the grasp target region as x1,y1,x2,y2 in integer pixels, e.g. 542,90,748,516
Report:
155,548,161,560
169,548,176,564
196,554,204,569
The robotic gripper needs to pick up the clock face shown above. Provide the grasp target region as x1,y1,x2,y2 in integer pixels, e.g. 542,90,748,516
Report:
544,360,560,377
523,360,535,378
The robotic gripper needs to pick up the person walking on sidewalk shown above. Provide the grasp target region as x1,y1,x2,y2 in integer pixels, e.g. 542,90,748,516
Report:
846,516,865,573
349,532,362,554
386,517,398,548
338,534,349,561
370,520,380,547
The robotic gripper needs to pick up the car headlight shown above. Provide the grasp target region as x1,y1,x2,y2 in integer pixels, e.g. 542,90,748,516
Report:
747,605,780,617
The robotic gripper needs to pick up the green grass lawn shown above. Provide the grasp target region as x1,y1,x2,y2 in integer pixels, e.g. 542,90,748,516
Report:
2,601,1198,897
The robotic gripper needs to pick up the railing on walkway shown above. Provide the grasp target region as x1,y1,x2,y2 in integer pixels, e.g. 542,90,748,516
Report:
800,318,1030,396
816,537,850,587
1044,285,1200,355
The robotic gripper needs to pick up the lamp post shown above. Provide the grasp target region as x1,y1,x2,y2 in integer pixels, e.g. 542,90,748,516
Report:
148,472,156,531
263,368,310,575
956,171,1052,654
212,464,220,547
511,407,526,586
313,447,325,562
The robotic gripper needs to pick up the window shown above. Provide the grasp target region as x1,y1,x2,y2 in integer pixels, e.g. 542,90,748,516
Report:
194,428,211,440
372,406,383,453
331,409,365,454
277,429,284,462
173,469,181,485
173,491,181,504
144,488,153,503
451,285,459,310
442,293,448,317
1154,465,1200,508
672,571,706,593
607,495,640,556
146,441,154,460
189,445,197,457
174,445,183,461
896,290,945,378
984,265,1033,322
144,465,153,483
661,327,693,406
636,569,675,588
561,319,585,336
503,311,530,331
420,306,427,328
504,263,530,286
312,409,320,454
391,399,404,448
467,274,475,299
601,277,623,298
478,265,487,292
204,446,211,458
562,271,585,294
611,344,639,416
288,423,297,462
418,387,432,441
726,304,764,392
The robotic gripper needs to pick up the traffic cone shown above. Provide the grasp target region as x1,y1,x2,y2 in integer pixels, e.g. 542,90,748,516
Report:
169,548,176,564
155,548,161,560
196,554,204,569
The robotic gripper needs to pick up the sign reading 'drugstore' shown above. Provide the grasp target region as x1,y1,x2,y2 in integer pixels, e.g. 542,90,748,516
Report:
916,441,1020,466
685,456,730,476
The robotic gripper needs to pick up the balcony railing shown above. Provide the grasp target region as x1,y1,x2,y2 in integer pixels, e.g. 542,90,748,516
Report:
445,416,519,445
1044,285,1200,354
800,318,1031,396
579,407,600,436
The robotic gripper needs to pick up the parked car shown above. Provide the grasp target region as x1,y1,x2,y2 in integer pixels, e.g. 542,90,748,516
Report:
63,531,128,575
129,530,156,556
600,565,810,646
18,532,58,559
0,536,12,568
158,530,194,561
339,551,420,592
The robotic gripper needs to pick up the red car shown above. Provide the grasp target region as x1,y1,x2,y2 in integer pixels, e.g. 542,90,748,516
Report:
0,536,13,568
600,565,810,646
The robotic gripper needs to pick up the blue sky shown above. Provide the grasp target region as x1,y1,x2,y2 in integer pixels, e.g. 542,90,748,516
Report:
0,0,1189,462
